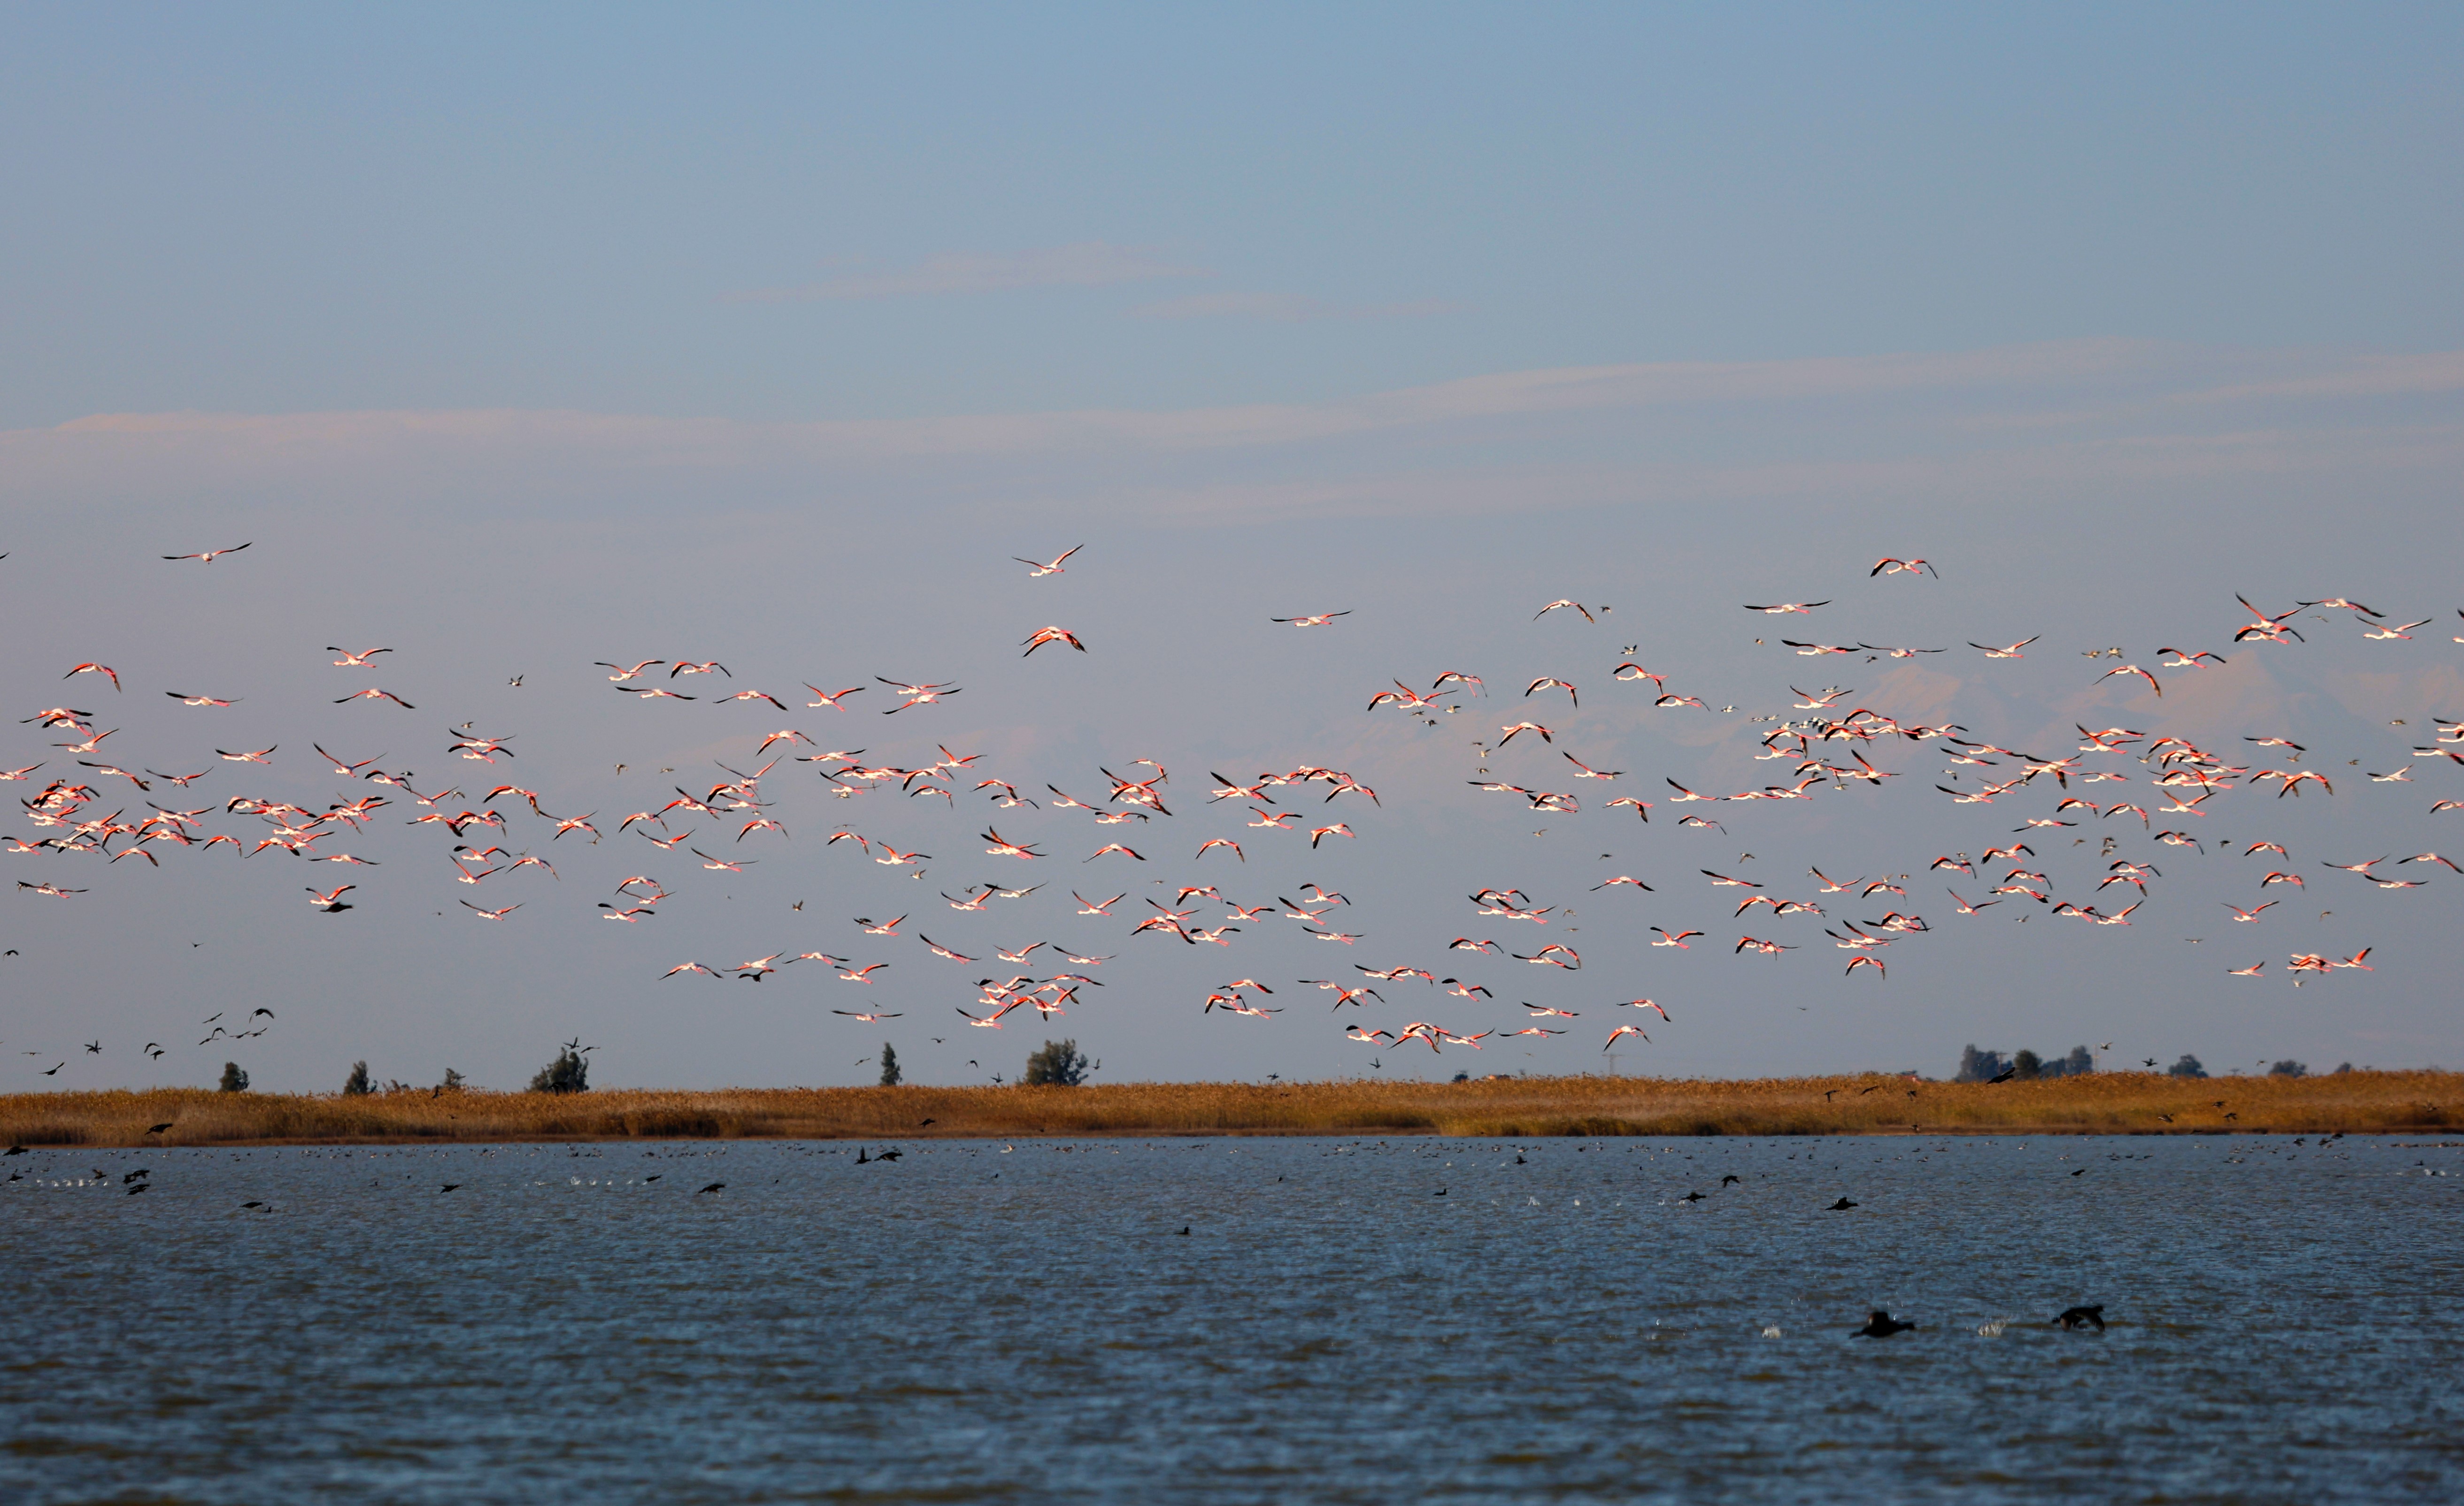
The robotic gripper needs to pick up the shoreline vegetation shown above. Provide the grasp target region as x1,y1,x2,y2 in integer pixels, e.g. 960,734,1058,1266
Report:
3,1071,2456,1147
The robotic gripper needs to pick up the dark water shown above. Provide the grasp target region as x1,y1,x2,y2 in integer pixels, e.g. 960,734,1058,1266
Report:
5,1134,2462,1504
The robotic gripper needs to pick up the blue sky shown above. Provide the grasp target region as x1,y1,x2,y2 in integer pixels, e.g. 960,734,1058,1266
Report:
4,5,2461,1091
7,3,2460,425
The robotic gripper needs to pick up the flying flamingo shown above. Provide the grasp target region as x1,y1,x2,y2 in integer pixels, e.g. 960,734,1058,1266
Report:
1014,545,1083,577
1022,627,1087,656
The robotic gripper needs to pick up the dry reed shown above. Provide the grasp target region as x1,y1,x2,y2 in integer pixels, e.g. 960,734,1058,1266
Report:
2,1070,2455,1148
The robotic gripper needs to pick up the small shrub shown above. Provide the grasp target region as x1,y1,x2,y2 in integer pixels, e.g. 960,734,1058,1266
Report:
2269,1060,2309,1078
528,1046,590,1094
1023,1039,1096,1086
2333,1062,2354,1075
218,1062,249,1093
880,1043,902,1087
341,1060,372,1097
2168,1053,2209,1079
2012,1049,2042,1081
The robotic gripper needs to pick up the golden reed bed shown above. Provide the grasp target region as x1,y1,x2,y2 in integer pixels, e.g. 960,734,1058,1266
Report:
2,1071,2456,1147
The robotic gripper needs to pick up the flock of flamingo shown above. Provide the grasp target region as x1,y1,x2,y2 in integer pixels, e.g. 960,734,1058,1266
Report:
7,539,2459,1083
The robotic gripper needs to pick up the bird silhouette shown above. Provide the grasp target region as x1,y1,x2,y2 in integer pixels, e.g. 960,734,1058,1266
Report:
1852,1310,1916,1337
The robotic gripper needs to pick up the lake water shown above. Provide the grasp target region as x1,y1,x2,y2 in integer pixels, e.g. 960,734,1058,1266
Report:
5,1134,2461,1503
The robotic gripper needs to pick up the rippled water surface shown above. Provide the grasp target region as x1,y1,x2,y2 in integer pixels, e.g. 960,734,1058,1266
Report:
6,1133,2462,1503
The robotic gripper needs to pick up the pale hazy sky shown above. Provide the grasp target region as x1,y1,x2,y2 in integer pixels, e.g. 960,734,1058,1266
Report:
4,5,2460,1091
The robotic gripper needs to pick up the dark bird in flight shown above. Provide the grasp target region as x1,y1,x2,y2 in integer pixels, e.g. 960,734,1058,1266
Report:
440,1184,462,1193
1825,1197,1858,1211
2055,1305,2106,1331
146,1122,174,1135
697,1182,724,1195
1853,1310,1917,1337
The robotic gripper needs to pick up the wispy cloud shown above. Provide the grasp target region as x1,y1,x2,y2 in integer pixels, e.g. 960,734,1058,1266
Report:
1132,291,1463,323
2167,350,2464,405
15,341,2460,528
36,339,2183,466
726,242,1209,303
